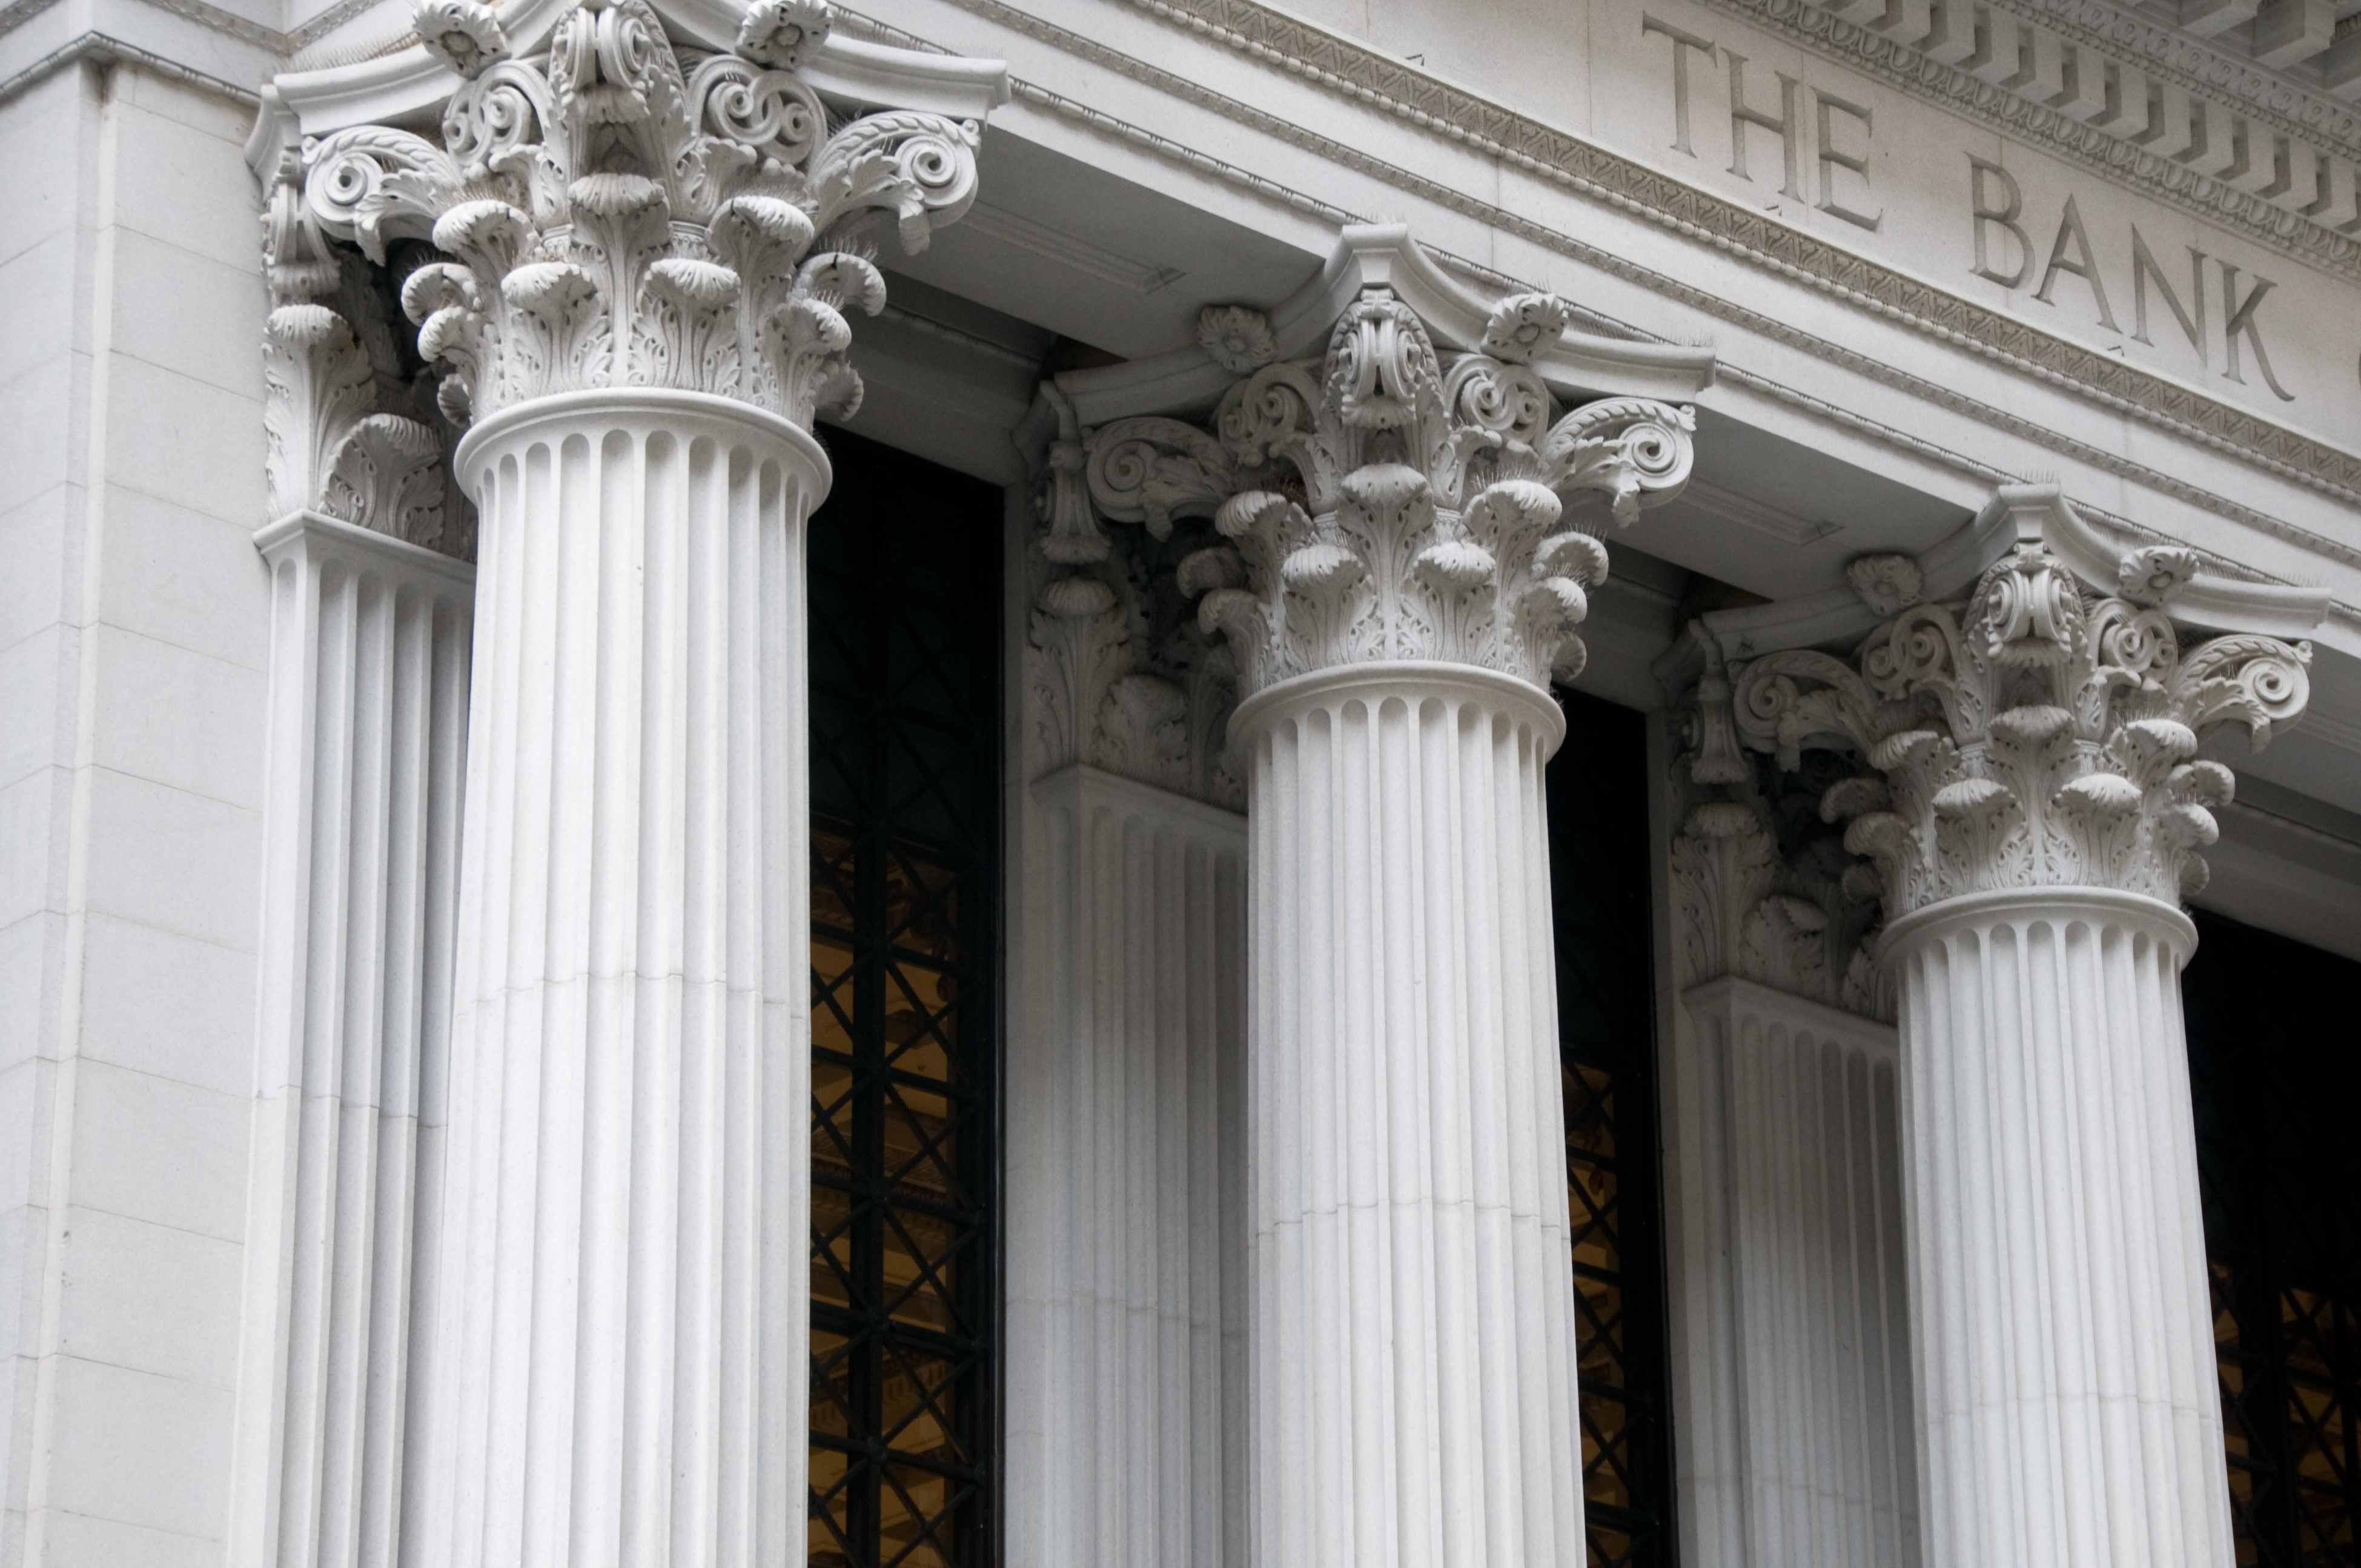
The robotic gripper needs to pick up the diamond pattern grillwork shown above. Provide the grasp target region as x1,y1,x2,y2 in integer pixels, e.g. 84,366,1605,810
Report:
2187,910,2361,1568
807,428,1001,1568
1549,692,1673,1568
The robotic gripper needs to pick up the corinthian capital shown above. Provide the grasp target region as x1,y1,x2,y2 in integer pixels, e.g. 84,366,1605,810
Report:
285,0,979,431
1725,508,2313,916
1059,282,1698,701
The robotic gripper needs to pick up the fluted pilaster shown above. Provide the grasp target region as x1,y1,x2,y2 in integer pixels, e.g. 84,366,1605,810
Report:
251,4,995,1561
1886,891,2220,1568
1024,239,1710,1568
412,392,819,1568
1661,742,1917,1568
1006,766,1246,1568
234,514,473,1568
1674,978,1917,1568
1239,666,1581,1568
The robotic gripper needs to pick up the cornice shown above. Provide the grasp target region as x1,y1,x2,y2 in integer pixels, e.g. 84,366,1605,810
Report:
919,0,2361,585
0,28,261,104
1113,0,2361,383
0,0,282,50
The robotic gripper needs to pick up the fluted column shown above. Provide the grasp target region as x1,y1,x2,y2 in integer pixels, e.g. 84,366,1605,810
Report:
1728,491,2317,1568
416,391,819,1568
265,2,988,1562
1237,664,1580,1568
1075,283,1705,1568
1884,889,2215,1568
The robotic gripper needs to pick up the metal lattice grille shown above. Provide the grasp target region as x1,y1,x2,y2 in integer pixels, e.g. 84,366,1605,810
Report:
2187,910,2361,1568
807,429,1001,1568
1549,692,1674,1568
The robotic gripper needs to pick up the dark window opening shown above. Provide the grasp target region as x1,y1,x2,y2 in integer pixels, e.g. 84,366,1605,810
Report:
807,428,1003,1568
1549,690,1677,1568
2187,909,2361,1568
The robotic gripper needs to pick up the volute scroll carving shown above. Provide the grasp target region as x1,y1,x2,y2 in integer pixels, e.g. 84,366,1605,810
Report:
263,155,465,554
1025,388,1246,811
1724,528,2313,918
1025,273,1703,805
1669,638,1893,1021
1044,291,1700,707
262,0,985,531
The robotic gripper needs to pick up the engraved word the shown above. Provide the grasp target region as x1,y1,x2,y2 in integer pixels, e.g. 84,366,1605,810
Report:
1645,12,1881,233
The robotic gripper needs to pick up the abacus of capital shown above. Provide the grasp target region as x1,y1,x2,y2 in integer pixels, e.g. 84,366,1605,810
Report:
11,0,2360,1556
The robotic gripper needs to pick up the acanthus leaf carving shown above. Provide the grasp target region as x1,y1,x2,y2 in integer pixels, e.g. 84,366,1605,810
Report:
286,0,981,432
1028,392,1245,809
263,160,456,552
1726,531,2314,916
1671,636,1893,1020
1027,266,1699,802
1065,289,1696,700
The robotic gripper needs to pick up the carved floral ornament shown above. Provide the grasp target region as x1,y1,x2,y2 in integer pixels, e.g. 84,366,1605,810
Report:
1710,537,2313,920
261,0,981,551
1035,291,1700,713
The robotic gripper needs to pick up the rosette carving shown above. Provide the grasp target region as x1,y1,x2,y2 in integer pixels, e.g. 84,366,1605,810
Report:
1725,537,2313,915
286,0,981,430
1065,288,1697,698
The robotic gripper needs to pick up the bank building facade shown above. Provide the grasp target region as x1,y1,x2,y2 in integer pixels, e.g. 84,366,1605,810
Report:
13,0,2361,1556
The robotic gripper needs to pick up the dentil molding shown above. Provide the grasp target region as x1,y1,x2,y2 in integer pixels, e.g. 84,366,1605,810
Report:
259,0,985,551
966,0,2361,540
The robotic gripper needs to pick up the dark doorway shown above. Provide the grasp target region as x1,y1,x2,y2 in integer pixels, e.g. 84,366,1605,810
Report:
2187,910,2361,1568
806,428,1003,1568
1549,691,1677,1568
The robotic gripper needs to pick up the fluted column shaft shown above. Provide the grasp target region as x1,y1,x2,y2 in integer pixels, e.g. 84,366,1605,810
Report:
235,515,473,1568
1669,978,1919,1568
414,389,820,1568
1238,663,1583,1568
1007,766,1247,1568
1887,888,2230,1568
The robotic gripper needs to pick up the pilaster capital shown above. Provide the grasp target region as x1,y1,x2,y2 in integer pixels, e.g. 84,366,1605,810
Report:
1670,642,1892,1021
1724,505,2313,918
1025,388,1246,810
1031,270,1700,713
